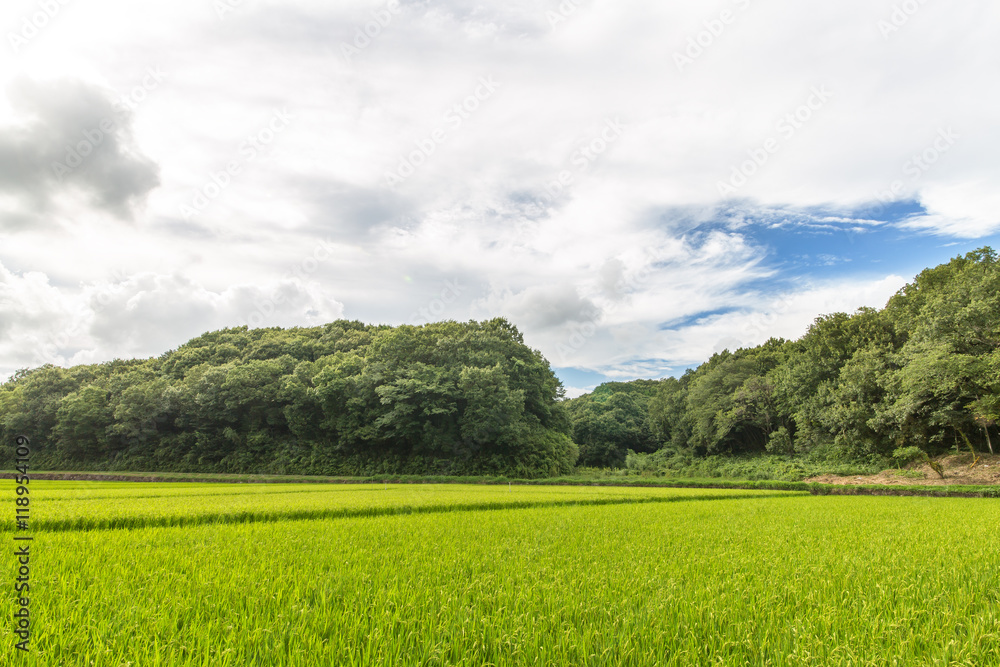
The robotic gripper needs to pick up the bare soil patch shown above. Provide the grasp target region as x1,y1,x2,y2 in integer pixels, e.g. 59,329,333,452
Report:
806,454,1000,486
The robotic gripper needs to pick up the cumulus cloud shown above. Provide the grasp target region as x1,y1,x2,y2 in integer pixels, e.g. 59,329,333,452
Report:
0,78,160,223
900,183,1000,238
0,261,343,380
534,272,908,380
0,0,997,385
478,283,599,331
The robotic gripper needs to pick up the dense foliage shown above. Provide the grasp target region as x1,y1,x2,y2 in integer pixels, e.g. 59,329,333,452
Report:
4,249,997,476
564,380,661,467
0,319,577,477
567,248,1000,468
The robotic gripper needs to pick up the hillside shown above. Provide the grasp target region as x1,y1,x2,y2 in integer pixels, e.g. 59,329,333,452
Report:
0,318,577,477
4,248,998,480
566,247,1000,472
808,453,1000,486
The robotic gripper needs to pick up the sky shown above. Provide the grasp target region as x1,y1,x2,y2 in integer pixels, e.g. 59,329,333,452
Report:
0,0,998,398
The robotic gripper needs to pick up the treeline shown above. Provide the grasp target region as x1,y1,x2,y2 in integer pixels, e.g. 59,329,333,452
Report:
0,319,578,477
4,249,997,478
568,248,1000,468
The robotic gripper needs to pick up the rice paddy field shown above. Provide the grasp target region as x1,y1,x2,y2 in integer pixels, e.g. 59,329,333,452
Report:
3,481,1000,666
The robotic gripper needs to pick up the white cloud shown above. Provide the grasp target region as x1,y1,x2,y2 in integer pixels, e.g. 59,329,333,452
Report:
901,182,1000,238
563,385,598,400
0,77,160,223
529,272,908,380
1,0,998,383
0,261,343,380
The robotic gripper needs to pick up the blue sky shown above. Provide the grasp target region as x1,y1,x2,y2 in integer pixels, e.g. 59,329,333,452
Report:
1,0,998,397
554,199,1000,393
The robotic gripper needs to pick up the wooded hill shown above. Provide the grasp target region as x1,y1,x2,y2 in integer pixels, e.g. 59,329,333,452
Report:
0,318,577,477
2,248,997,478
567,248,1000,470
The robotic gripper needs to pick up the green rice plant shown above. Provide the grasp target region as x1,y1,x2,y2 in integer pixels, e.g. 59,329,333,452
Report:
8,481,786,532
3,484,999,665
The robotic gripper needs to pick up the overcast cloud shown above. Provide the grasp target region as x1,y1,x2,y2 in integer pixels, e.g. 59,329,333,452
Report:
1,0,998,396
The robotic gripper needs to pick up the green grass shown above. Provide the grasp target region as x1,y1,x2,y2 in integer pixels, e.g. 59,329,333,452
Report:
3,482,999,665
7,482,785,532
12,469,1000,497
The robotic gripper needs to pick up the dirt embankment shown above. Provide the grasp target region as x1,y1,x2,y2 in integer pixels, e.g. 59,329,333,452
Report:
807,453,1000,486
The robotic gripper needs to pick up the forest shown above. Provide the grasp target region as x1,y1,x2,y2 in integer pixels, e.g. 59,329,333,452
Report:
567,247,1000,474
0,318,577,477
1,248,997,478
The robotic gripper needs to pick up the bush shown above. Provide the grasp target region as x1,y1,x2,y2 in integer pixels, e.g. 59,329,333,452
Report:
614,449,884,482
891,446,926,467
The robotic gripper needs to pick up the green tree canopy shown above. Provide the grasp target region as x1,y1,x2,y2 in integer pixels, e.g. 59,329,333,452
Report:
0,319,576,477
